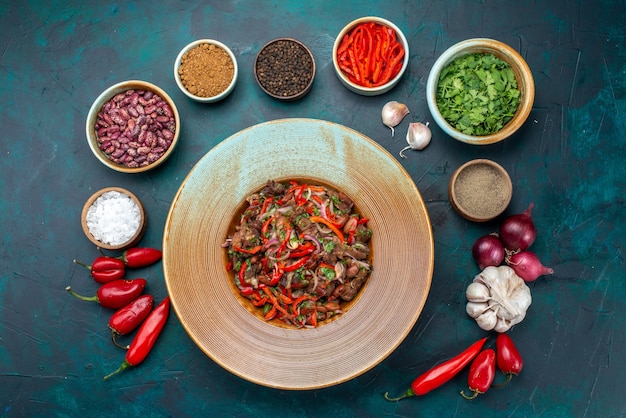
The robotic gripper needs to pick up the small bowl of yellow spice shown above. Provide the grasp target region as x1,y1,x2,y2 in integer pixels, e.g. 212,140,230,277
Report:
174,39,238,103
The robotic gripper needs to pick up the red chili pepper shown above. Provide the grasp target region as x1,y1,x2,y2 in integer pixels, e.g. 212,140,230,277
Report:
117,247,162,268
73,256,125,283
493,333,523,387
104,296,170,380
65,278,147,309
384,337,488,401
460,348,496,399
108,294,154,349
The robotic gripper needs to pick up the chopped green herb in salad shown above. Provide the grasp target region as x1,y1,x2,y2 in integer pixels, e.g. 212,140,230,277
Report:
436,53,521,136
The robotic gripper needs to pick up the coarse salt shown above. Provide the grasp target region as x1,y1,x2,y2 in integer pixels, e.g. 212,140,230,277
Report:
86,191,141,246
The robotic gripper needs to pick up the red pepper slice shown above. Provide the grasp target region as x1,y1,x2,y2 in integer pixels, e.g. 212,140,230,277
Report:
269,263,282,285
233,245,263,255
238,261,249,289
283,256,309,272
384,337,488,401
262,287,291,318
277,221,293,255
288,243,315,258
461,349,496,399
104,296,170,380
309,216,345,243
347,48,361,83
261,214,275,242
264,304,277,320
337,33,352,55
260,197,274,215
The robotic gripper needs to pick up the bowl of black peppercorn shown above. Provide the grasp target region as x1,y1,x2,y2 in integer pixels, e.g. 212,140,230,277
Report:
254,38,316,101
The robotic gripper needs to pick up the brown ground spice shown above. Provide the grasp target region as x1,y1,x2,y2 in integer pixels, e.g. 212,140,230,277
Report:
454,164,508,218
178,43,234,98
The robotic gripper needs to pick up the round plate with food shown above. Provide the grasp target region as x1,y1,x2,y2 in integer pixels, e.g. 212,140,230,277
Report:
163,118,434,389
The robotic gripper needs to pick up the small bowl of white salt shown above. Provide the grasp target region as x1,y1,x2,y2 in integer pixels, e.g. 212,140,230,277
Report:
81,187,147,250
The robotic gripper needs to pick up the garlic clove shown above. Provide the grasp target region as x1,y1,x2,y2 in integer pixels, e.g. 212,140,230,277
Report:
466,282,490,303
475,309,498,331
400,122,432,158
381,101,410,137
466,301,489,318
494,317,512,333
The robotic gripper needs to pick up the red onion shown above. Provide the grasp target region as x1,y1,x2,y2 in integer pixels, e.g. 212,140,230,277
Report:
472,234,505,270
499,203,536,251
506,251,554,282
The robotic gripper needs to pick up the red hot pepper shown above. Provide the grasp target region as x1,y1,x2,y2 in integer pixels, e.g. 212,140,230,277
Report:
117,247,162,268
494,333,523,387
104,296,170,380
109,294,154,349
65,278,147,309
461,348,496,399
73,256,125,283
384,337,487,401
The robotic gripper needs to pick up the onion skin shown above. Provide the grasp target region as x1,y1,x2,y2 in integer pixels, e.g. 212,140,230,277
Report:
472,234,505,270
506,251,554,282
499,203,536,251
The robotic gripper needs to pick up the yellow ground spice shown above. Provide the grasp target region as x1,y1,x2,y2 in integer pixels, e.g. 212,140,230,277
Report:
178,43,234,97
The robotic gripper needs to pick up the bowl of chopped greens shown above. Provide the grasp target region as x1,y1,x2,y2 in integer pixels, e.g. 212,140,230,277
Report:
426,38,534,145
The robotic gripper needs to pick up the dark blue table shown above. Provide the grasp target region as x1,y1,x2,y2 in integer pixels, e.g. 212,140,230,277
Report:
1,1,624,416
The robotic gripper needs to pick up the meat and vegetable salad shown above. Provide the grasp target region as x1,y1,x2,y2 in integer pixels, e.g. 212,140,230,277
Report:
224,180,373,328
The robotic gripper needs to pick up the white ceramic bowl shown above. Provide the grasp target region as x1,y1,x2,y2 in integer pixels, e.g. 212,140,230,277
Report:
332,17,409,96
81,187,147,250
174,39,238,103
86,80,180,173
426,38,535,145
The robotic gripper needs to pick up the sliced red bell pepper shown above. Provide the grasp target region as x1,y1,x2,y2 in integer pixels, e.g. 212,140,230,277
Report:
233,245,262,255
309,216,345,243
283,256,309,272
289,243,315,258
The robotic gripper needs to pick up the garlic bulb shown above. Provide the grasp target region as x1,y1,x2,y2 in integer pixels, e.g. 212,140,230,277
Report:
400,122,432,158
465,265,532,332
381,101,409,137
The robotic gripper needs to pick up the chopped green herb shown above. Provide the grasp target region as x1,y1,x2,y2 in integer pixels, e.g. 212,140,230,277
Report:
436,53,521,136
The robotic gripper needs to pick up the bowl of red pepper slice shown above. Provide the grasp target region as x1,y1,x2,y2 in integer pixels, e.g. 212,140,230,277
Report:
333,17,409,96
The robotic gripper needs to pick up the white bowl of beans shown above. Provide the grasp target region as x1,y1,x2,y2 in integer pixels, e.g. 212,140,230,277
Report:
174,39,238,103
86,80,181,173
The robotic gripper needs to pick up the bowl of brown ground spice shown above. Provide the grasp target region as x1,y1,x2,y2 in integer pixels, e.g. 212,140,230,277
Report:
174,39,238,103
448,159,513,222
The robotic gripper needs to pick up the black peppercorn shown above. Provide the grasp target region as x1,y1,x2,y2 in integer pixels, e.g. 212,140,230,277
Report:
255,39,315,100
